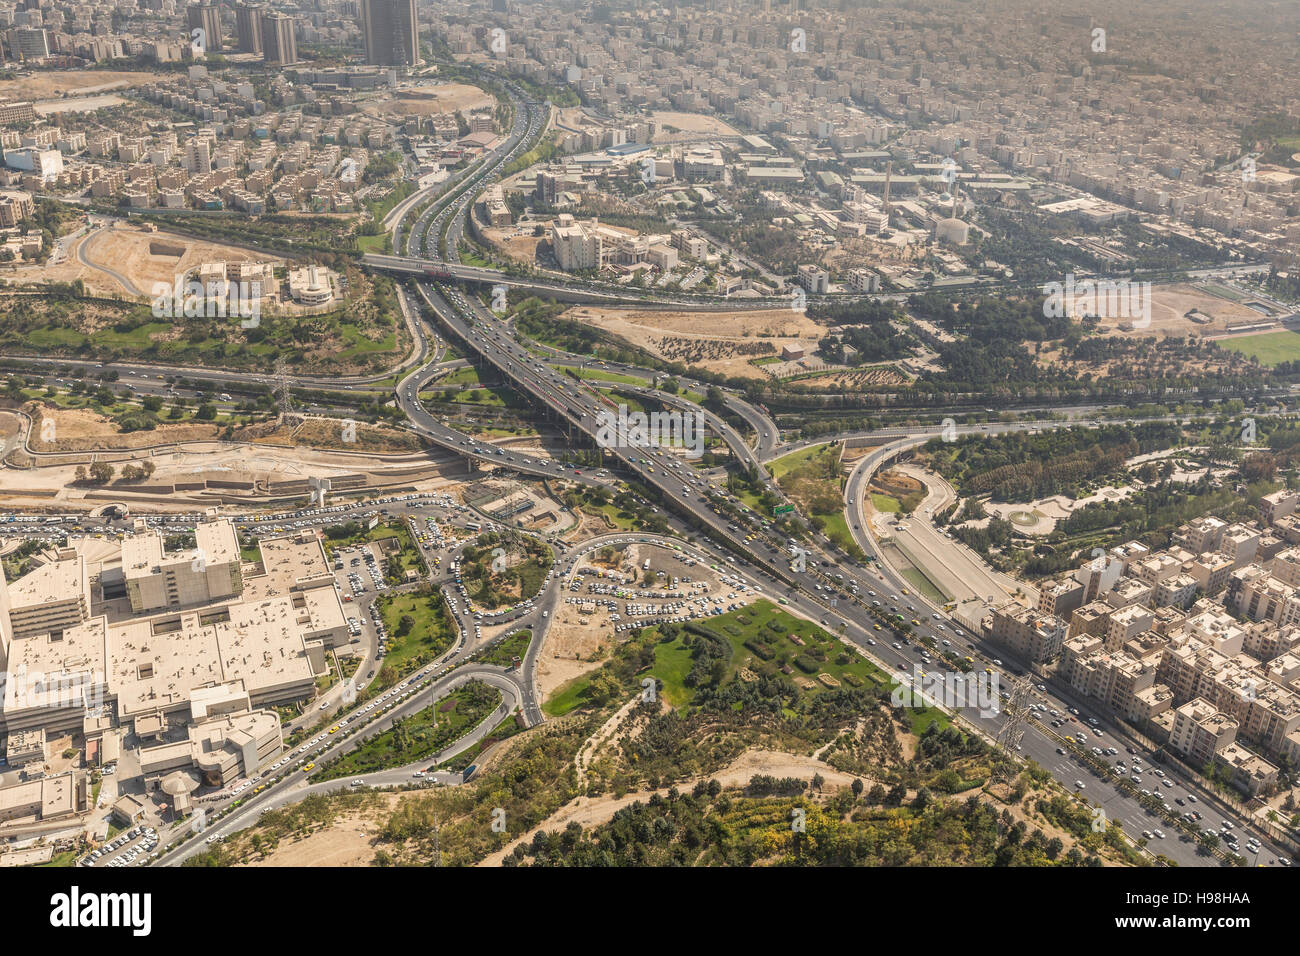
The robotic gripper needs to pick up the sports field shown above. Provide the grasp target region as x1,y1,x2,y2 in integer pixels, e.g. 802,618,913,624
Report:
1217,330,1300,366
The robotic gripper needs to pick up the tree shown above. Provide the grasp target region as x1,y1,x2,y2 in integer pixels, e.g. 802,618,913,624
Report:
851,778,864,799
88,461,113,484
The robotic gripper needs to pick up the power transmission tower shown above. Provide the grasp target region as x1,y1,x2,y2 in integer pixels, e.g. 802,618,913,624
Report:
992,673,1034,779
273,359,300,427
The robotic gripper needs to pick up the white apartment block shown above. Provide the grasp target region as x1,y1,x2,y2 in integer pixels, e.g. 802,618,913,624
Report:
550,214,603,271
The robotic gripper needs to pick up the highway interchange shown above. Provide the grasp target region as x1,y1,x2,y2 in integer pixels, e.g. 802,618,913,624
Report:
10,67,1289,869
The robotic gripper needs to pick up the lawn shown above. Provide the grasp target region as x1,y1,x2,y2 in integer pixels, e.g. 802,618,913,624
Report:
871,492,901,513
479,629,532,668
818,510,856,554
769,443,828,482
769,443,859,554
314,681,501,780
563,366,647,387
649,599,948,734
583,500,639,531
543,674,592,717
37,849,79,868
376,589,459,675
1218,330,1300,367
439,366,484,387
900,567,948,604
356,232,391,254
650,638,695,707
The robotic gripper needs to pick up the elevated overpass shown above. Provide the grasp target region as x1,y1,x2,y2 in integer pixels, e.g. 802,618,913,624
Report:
365,253,799,309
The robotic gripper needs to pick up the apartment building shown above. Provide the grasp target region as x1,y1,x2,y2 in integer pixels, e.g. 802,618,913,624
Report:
1038,577,1084,618
988,604,1067,663
550,213,603,271
846,268,881,293
1058,635,1170,723
1219,524,1261,569
235,3,263,55
186,3,223,52
1190,551,1234,596
1169,697,1238,765
1227,564,1300,626
1174,516,1228,555
796,264,829,294
1261,489,1300,525
1104,577,1153,610
360,0,419,67
261,11,297,66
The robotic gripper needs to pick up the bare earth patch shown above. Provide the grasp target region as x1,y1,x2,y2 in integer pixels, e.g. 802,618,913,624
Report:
361,84,493,120
9,70,162,100
563,305,825,378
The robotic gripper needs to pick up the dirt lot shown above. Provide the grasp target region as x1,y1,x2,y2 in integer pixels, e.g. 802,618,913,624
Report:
240,793,402,867
78,223,284,298
4,70,161,101
647,111,741,140
481,225,543,264
32,406,219,452
362,83,492,120
1095,282,1272,338
562,305,825,378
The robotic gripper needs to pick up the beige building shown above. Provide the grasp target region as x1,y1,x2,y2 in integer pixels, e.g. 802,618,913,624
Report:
1174,516,1228,556
1068,600,1113,640
139,707,283,788
0,771,88,826
1169,696,1238,765
123,520,242,614
1261,489,1300,525
988,603,1067,662
1190,551,1233,595
4,551,91,639
0,521,341,738
550,214,603,271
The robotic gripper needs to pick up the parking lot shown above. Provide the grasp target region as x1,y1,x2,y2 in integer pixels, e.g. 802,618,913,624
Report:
81,823,158,868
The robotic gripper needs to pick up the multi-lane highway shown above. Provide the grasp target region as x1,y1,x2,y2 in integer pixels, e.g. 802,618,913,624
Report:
370,122,1284,866
24,62,1286,869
